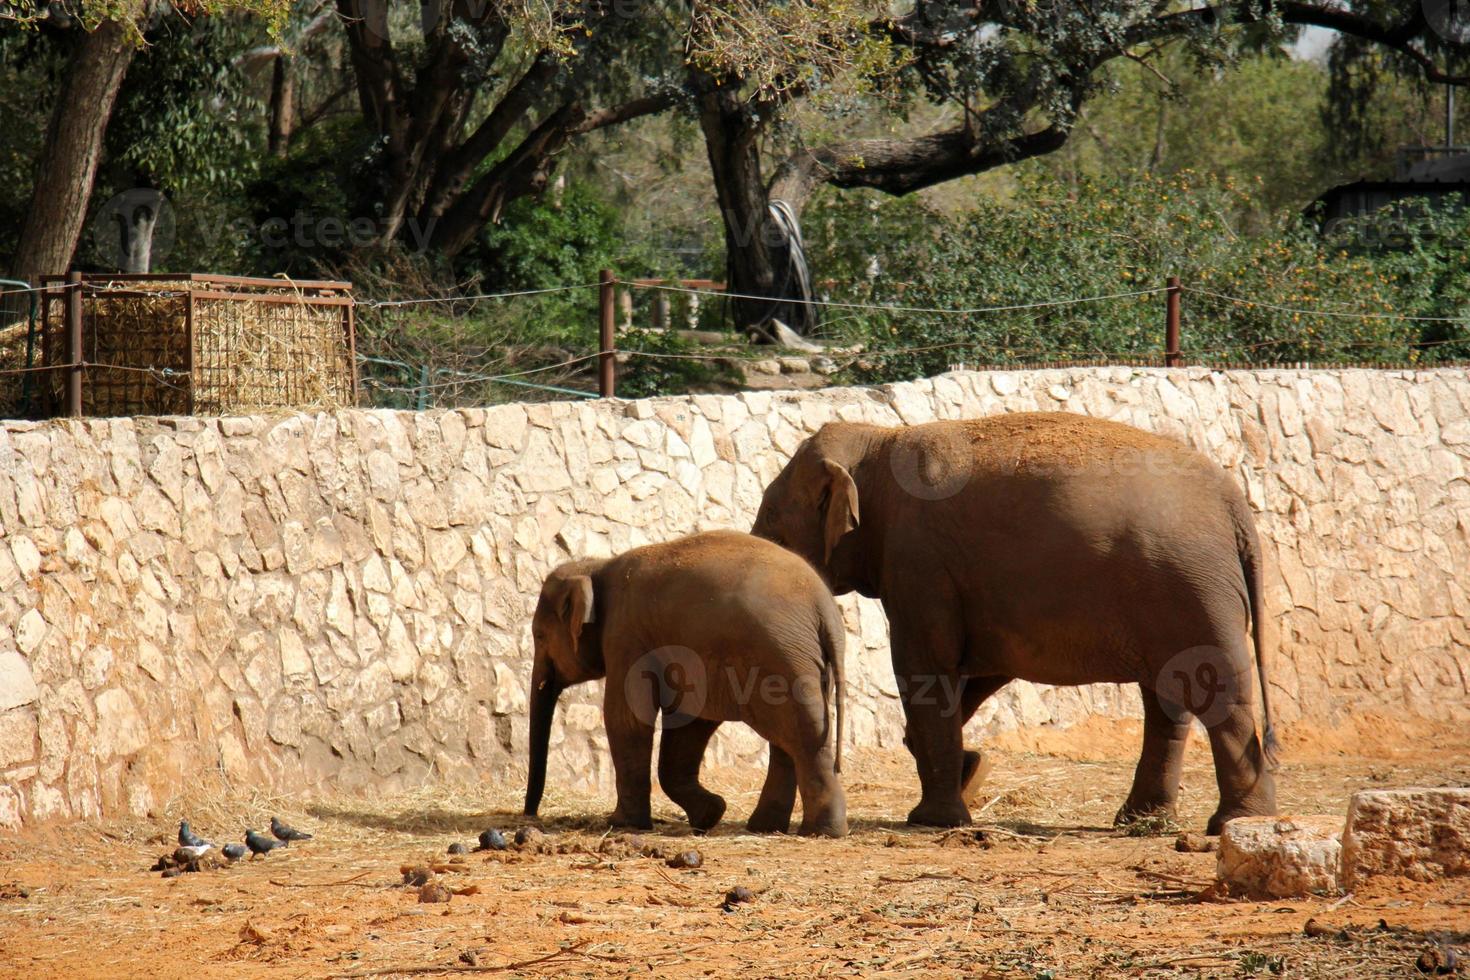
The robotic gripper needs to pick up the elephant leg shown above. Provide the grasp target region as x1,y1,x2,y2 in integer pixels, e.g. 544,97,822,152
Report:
958,676,1006,805
902,693,969,826
889,603,971,827
1204,698,1276,835
1114,685,1192,826
793,743,847,838
657,716,726,832
605,704,656,830
747,746,797,834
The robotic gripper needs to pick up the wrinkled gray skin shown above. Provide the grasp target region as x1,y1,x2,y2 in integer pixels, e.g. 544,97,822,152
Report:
752,413,1278,834
524,530,847,837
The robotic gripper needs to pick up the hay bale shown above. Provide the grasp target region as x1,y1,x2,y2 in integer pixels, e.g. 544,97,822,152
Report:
33,275,354,418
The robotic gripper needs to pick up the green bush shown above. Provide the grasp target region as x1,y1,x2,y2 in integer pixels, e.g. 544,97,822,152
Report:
810,172,1469,384
615,328,741,399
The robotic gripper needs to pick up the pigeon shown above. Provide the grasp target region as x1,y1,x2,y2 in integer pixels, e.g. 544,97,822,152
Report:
245,829,287,858
178,821,209,849
174,843,212,862
270,816,313,843
222,843,247,862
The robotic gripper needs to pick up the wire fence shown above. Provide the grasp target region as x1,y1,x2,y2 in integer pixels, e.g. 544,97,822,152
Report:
3,271,1468,418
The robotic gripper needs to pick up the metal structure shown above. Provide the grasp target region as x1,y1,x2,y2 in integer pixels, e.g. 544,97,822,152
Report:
33,273,356,418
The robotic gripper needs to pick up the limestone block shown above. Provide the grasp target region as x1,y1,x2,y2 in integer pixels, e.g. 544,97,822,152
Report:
1217,816,1343,898
485,404,529,449
493,662,526,716
0,707,37,767
1341,788,1470,888
0,651,40,712
10,536,41,579
93,689,148,759
14,610,45,655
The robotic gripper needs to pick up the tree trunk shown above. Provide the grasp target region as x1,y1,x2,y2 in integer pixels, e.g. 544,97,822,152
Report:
9,19,137,282
698,87,817,336
268,55,295,158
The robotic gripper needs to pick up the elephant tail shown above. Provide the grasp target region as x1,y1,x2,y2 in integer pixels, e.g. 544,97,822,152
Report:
1236,498,1280,770
818,601,846,775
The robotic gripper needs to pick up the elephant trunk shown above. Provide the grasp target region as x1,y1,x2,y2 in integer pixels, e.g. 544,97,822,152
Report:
524,653,564,816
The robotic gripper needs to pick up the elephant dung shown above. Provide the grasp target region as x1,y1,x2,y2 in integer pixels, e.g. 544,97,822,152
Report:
1216,815,1343,898
1341,788,1470,890
666,849,703,869
418,880,452,904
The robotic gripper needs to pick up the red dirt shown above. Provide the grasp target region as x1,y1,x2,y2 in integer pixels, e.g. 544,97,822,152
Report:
1,727,1466,979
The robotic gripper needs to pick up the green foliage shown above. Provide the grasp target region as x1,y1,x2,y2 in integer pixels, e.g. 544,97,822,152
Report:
1238,950,1287,976
240,117,381,275
104,17,261,196
476,182,625,291
615,327,740,399
1039,49,1340,226
0,31,61,262
463,179,671,342
818,171,1468,384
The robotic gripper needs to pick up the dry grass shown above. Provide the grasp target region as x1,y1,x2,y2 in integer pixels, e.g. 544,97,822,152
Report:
0,732,1467,979
26,278,353,417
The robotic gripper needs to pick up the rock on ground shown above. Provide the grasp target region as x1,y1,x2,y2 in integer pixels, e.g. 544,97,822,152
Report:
1341,788,1470,889
1216,815,1343,898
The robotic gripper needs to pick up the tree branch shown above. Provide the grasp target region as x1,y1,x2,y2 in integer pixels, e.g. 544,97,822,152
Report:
232,7,335,73
571,91,680,134
1124,3,1469,86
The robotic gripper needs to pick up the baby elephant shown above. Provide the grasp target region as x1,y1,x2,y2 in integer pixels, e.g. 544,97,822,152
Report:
523,530,847,837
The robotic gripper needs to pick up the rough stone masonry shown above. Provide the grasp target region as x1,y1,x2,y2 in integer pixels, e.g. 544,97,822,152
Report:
1,367,1468,827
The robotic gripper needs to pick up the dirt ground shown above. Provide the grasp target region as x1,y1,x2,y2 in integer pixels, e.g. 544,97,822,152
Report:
1,717,1467,979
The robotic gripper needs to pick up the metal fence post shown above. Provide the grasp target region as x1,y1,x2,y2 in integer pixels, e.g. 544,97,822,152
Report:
599,269,616,397
65,270,83,417
1164,275,1182,368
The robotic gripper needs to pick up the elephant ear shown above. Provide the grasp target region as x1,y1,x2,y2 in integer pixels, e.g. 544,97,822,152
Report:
821,460,860,564
558,575,595,649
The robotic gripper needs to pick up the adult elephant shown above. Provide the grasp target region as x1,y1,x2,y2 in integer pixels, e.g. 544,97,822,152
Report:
751,412,1279,834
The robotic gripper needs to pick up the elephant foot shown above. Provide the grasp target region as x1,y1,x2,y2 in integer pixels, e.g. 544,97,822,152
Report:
1113,800,1177,829
798,815,849,838
1205,798,1277,836
907,797,971,828
681,792,727,832
959,749,992,806
606,807,653,831
746,806,792,835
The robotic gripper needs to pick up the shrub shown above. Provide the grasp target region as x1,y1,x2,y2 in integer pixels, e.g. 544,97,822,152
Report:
810,172,1468,384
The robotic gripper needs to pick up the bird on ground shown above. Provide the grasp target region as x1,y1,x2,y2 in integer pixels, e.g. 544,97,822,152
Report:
270,816,313,843
178,821,209,848
222,843,247,862
174,843,212,862
245,829,287,858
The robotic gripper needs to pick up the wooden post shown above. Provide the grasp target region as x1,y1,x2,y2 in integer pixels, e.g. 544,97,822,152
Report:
65,270,83,417
599,269,616,397
1164,275,1182,368
345,296,359,406
185,288,196,415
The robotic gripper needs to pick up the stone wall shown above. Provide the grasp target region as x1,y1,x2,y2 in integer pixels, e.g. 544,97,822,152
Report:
1,368,1467,827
